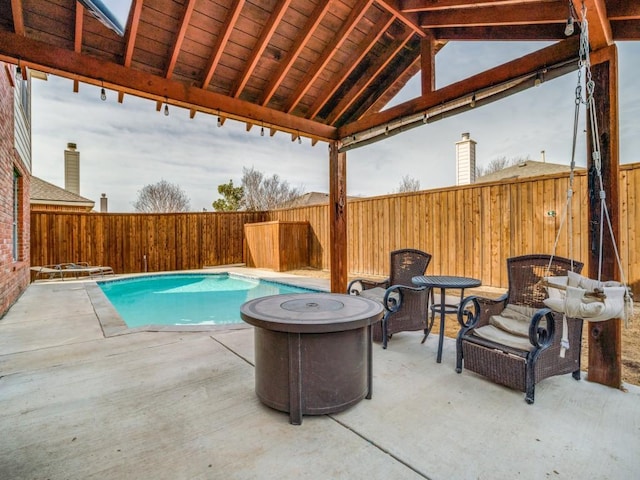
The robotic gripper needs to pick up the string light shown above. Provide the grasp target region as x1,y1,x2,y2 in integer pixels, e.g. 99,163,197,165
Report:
100,80,106,101
534,71,543,87
470,93,476,108
164,97,169,116
564,16,574,36
261,121,264,137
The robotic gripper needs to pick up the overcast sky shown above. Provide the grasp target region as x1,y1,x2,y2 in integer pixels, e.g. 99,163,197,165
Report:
30,41,640,213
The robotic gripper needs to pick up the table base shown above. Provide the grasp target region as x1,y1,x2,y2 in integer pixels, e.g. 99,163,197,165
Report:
254,326,372,425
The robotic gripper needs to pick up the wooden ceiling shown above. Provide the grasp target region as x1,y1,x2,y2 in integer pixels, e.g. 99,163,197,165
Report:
1,1,638,146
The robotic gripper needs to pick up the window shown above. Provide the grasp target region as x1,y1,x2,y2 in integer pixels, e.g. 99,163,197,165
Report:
13,169,21,261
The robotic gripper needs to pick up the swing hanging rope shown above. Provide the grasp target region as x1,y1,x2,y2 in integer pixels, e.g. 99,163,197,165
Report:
546,1,633,324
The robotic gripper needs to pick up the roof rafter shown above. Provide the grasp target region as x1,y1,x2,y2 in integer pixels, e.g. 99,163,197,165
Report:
307,13,396,120
260,0,333,106
232,0,292,98
201,0,246,89
326,30,415,125
0,30,337,142
11,0,24,35
362,56,421,118
165,0,197,79
283,0,374,114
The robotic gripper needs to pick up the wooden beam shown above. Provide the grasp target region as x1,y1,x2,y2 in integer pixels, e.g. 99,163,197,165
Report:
201,0,245,89
232,0,292,98
586,45,621,388
432,24,570,41
401,0,548,12
283,0,374,113
375,0,426,37
306,13,396,120
339,36,579,139
361,56,420,119
0,30,337,142
4,64,15,87
419,3,567,27
74,3,84,93
10,0,24,36
164,0,196,79
260,0,332,106
574,0,613,48
329,141,347,293
421,34,435,94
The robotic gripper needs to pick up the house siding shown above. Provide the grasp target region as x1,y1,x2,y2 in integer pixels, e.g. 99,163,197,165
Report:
0,62,31,317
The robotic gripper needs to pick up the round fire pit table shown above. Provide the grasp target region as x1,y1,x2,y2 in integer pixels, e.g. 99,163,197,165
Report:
240,293,383,425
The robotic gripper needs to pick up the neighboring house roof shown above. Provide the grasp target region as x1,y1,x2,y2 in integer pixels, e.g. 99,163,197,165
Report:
280,192,359,208
30,176,95,209
475,161,585,184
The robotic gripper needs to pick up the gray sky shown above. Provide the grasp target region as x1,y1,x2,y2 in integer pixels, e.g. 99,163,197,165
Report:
31,41,640,213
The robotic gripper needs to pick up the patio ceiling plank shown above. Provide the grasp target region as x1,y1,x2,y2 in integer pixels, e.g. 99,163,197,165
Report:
259,0,332,107
306,12,396,121
231,0,292,99
283,0,374,114
200,0,245,90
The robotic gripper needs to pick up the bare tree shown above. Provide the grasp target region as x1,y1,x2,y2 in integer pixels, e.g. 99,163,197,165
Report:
240,167,303,211
476,155,531,178
132,179,191,212
395,175,421,193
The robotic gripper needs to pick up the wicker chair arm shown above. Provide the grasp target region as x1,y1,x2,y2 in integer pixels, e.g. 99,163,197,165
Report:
383,284,426,313
528,308,555,349
347,278,390,295
457,296,481,329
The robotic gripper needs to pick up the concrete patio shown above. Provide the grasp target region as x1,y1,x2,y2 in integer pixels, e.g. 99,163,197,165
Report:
1,269,638,479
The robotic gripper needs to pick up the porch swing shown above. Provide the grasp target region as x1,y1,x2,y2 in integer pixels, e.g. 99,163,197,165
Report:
541,2,633,337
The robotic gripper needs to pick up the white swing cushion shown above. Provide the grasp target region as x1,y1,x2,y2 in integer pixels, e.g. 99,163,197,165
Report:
543,272,627,322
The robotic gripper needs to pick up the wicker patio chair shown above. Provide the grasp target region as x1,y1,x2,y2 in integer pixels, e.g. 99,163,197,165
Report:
347,249,432,349
456,254,584,404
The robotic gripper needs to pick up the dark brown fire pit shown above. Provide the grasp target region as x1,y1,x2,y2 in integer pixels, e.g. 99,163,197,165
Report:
240,293,383,425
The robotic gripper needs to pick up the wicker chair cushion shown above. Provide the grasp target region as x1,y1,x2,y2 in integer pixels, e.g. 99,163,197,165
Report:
358,287,399,306
472,325,534,351
489,304,540,337
471,304,540,351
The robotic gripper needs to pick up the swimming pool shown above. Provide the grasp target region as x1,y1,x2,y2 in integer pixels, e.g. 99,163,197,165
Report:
98,273,321,328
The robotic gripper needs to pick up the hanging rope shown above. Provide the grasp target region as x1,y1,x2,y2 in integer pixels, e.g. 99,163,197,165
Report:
544,2,633,335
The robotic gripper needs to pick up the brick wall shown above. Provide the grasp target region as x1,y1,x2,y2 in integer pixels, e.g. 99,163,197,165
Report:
0,62,30,317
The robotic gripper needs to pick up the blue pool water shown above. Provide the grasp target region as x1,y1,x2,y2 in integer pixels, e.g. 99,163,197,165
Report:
98,273,320,328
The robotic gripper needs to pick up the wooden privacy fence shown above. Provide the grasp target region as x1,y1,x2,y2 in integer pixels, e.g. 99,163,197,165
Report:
31,163,639,292
271,163,639,293
30,211,266,275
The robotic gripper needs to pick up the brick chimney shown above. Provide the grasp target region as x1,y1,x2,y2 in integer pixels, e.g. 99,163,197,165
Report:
455,132,477,185
64,142,80,195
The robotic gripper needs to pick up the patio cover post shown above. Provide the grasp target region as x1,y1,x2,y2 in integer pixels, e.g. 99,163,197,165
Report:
329,140,347,293
586,45,622,388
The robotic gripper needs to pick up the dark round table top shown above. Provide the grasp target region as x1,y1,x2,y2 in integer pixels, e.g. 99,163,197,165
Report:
412,275,481,289
240,293,384,334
